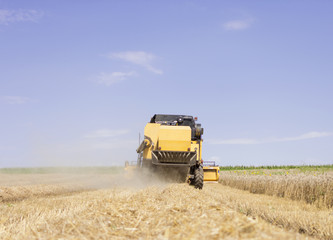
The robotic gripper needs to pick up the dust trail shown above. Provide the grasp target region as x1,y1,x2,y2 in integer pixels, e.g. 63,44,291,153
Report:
0,166,177,202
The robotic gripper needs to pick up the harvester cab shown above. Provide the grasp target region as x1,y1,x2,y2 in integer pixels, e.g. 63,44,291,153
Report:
136,114,205,189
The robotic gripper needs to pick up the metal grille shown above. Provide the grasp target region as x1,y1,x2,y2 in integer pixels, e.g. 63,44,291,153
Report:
152,150,196,164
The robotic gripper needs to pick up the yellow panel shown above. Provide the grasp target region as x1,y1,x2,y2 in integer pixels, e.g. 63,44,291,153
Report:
190,142,198,160
190,142,198,152
158,126,191,151
203,167,219,181
143,123,161,159
190,141,203,161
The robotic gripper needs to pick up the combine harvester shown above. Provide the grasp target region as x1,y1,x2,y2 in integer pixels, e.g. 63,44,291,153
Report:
134,114,205,189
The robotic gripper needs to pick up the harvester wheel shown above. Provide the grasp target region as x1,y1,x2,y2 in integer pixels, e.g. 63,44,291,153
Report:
194,165,203,189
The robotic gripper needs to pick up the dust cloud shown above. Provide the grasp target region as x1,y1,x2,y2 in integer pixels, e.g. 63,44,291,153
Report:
0,165,183,203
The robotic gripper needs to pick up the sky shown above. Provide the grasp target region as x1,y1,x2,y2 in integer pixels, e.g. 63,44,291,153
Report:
0,1,332,167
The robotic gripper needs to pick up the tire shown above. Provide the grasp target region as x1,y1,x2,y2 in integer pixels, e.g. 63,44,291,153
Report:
194,164,204,189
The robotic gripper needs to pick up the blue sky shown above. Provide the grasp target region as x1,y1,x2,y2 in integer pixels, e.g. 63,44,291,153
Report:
1,1,332,167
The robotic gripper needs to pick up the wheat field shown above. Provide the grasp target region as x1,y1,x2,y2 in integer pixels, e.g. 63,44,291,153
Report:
0,170,332,239
219,170,333,208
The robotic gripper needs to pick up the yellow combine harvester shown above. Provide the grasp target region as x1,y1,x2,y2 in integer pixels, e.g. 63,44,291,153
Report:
203,161,220,182
136,114,204,189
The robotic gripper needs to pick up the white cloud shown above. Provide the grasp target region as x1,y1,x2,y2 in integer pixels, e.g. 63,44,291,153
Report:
0,9,43,25
207,131,333,145
223,18,253,31
2,96,32,104
90,139,137,150
273,132,333,142
108,51,163,74
84,129,130,138
83,129,135,150
209,138,261,145
206,156,221,163
97,71,135,86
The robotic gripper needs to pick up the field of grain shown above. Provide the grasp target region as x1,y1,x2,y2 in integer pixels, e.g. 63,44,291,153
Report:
0,168,332,239
219,169,333,208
